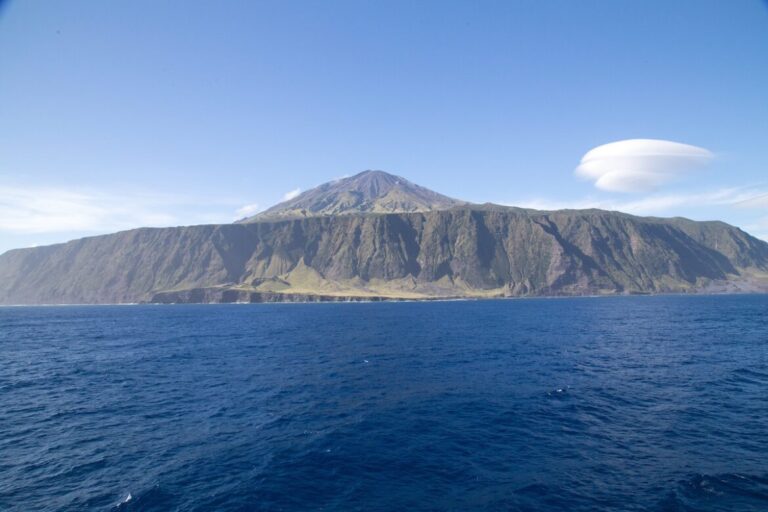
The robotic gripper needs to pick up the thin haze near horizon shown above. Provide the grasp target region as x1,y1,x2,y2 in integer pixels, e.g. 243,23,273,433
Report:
1,0,767,254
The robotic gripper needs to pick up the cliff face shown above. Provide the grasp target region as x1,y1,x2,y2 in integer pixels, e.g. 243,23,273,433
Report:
2,206,767,304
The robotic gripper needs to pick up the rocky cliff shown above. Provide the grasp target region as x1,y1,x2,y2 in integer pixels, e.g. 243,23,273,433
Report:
2,205,767,304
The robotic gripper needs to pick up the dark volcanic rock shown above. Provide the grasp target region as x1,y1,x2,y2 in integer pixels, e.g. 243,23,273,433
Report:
1,206,767,304
238,170,464,222
148,288,416,304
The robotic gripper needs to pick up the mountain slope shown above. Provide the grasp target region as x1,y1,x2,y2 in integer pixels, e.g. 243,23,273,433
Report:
239,170,464,221
2,206,767,304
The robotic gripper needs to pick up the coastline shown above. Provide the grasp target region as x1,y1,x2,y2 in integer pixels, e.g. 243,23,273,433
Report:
2,289,767,307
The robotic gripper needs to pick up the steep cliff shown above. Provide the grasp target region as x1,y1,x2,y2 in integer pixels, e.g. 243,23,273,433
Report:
2,206,766,304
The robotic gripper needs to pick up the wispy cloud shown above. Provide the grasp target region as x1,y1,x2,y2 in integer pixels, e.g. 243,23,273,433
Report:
508,187,768,216
733,192,768,209
235,203,260,218
283,188,302,201
575,139,713,193
0,185,240,235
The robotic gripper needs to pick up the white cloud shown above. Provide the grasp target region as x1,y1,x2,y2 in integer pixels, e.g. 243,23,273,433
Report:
611,188,762,215
575,139,713,193
235,203,260,218
0,186,172,233
0,185,240,235
508,187,767,216
733,192,768,209
283,188,301,201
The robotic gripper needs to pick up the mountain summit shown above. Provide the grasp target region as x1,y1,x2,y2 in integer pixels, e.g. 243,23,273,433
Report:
2,170,768,304
239,170,464,222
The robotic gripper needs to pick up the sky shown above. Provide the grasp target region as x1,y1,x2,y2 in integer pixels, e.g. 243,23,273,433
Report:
1,0,767,254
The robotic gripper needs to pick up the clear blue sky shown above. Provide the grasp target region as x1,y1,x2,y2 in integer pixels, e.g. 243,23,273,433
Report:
1,0,767,253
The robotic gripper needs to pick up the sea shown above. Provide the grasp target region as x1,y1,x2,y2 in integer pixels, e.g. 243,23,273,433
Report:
1,295,767,511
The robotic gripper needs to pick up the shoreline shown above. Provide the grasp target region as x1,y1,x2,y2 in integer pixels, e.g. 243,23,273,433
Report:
2,290,767,307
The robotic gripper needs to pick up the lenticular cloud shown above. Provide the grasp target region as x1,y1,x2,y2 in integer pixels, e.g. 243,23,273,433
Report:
575,139,713,193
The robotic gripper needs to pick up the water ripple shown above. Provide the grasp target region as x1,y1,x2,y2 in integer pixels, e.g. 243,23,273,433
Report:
0,295,767,511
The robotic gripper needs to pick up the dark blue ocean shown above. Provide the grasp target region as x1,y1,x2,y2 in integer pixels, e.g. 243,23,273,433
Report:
1,296,767,511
